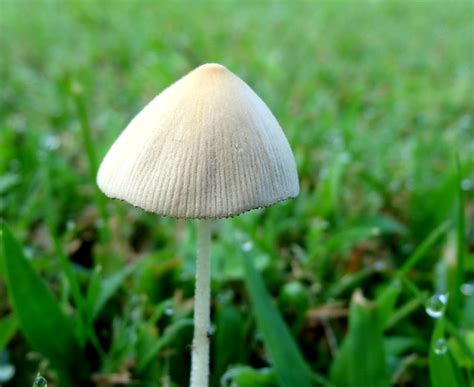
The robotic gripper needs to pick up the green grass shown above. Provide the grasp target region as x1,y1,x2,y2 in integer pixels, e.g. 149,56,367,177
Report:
1,0,473,386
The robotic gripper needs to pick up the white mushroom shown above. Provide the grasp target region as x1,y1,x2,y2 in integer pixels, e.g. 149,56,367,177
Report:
97,63,299,387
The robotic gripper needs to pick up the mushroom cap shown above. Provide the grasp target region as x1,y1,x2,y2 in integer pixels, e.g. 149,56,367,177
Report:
97,63,299,219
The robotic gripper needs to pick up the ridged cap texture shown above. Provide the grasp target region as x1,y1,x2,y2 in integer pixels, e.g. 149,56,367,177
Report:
97,63,299,218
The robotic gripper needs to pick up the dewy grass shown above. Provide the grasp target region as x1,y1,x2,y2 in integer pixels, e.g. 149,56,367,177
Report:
1,1,473,385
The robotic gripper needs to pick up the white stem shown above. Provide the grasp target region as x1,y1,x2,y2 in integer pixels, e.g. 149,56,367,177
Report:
190,219,212,387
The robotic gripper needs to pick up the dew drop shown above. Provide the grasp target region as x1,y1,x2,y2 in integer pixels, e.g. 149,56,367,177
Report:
340,152,351,163
24,247,34,259
312,218,329,230
33,373,48,387
70,81,83,95
461,283,474,296
241,241,253,252
425,294,448,318
373,260,386,271
254,332,264,345
41,134,60,151
390,279,401,288
96,218,105,229
433,338,448,355
371,227,381,236
461,179,473,192
207,324,216,337
0,364,15,382
222,374,233,386
66,220,76,231
164,306,174,316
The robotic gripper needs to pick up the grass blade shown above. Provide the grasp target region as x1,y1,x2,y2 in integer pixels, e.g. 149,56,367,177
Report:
429,318,467,387
213,302,244,385
0,313,18,350
348,291,389,387
220,366,278,386
376,281,402,329
71,83,109,242
89,262,139,321
243,253,314,387
330,337,350,387
331,290,390,387
138,318,193,372
1,223,81,385
314,153,348,220
398,221,450,277
449,155,465,323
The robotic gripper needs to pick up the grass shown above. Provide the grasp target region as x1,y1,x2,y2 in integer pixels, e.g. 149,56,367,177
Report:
1,0,473,386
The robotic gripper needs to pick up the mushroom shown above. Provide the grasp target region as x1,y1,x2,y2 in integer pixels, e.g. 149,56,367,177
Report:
97,63,299,387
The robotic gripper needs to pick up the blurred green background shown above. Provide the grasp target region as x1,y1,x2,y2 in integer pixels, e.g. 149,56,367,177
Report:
1,0,473,386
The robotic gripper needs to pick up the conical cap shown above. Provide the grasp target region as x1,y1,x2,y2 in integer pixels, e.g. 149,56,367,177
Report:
97,63,299,218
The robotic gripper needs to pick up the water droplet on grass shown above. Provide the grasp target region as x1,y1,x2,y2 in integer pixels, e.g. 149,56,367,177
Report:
33,373,47,387
222,374,233,386
425,294,448,318
373,260,386,271
340,152,351,163
164,306,174,316
390,279,401,288
41,134,60,150
461,179,473,192
207,324,216,337
24,247,34,259
461,283,474,296
241,241,253,252
96,218,105,229
433,338,448,355
371,227,381,236
254,331,264,345
0,364,15,382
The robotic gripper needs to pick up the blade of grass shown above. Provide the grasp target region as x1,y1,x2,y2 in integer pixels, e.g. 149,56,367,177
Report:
243,253,315,387
314,153,348,221
347,291,390,387
330,290,390,387
429,318,467,387
220,366,278,386
398,221,450,277
71,82,109,242
89,261,139,320
47,226,87,344
330,336,350,387
1,223,81,386
213,302,244,386
41,151,102,354
385,297,424,330
0,314,18,350
445,319,474,362
327,266,376,299
138,318,193,372
376,280,403,329
450,155,465,324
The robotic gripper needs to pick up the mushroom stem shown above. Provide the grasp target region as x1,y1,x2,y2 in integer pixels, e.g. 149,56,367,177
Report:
190,219,212,387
